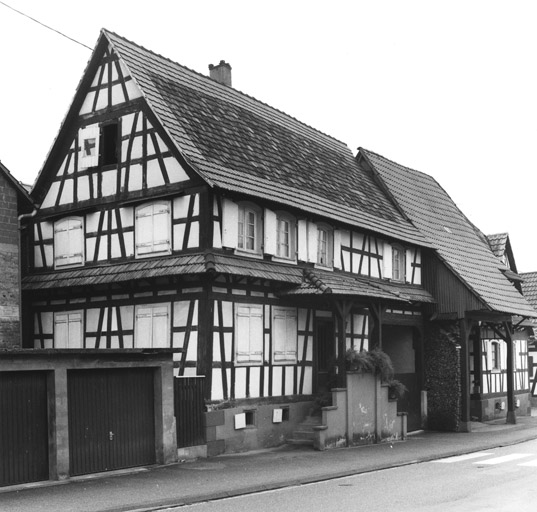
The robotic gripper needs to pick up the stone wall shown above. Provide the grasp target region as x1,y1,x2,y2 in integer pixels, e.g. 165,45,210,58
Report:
0,172,20,349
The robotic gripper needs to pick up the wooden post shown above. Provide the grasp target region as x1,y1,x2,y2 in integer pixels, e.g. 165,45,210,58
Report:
459,318,471,432
334,300,353,388
504,321,517,424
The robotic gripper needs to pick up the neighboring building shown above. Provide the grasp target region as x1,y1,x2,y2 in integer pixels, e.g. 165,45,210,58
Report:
20,29,536,468
0,160,33,349
361,153,537,427
520,271,537,403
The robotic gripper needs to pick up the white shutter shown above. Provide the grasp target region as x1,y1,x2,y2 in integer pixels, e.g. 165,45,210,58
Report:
151,305,170,348
222,199,239,248
135,306,153,347
68,312,83,348
135,206,154,255
69,221,84,265
54,218,84,267
273,307,297,363
307,222,318,263
406,248,413,283
333,230,342,269
235,305,263,364
54,313,69,348
80,125,100,170
383,242,393,279
264,208,277,255
152,203,171,253
297,219,308,261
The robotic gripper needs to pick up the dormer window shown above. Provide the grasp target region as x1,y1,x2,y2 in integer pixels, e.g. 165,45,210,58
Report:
54,217,84,268
238,204,261,254
392,245,406,282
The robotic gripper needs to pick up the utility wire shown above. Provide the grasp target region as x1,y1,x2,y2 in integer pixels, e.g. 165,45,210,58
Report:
0,0,92,50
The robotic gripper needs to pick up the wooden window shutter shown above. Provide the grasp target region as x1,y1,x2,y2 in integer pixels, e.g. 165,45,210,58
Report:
222,199,239,249
54,313,68,349
235,304,263,364
54,311,83,348
135,306,153,347
273,307,297,363
80,125,100,170
297,219,308,261
264,208,277,255
135,202,170,256
333,229,342,269
405,248,414,284
151,305,170,348
307,222,318,263
54,218,84,268
383,242,393,279
152,203,171,253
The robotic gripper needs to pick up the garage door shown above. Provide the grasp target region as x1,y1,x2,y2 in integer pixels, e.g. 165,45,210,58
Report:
0,371,49,487
68,368,156,476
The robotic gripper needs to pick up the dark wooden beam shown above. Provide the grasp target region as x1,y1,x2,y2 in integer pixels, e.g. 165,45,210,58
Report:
459,318,472,432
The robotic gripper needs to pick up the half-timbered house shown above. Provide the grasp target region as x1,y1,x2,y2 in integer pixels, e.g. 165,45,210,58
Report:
22,30,440,456
520,271,537,406
362,152,537,428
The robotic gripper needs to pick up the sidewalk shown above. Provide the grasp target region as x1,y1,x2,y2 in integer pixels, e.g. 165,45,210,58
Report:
3,416,537,512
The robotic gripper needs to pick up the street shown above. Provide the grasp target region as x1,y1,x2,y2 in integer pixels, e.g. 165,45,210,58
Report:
169,438,537,512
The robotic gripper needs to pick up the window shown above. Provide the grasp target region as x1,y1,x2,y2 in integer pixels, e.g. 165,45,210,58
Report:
134,304,170,348
135,201,171,257
491,341,501,370
54,217,84,268
235,304,264,364
100,122,119,166
54,311,83,348
277,217,291,258
317,225,333,267
238,205,260,253
392,245,406,282
79,122,119,170
275,213,296,260
272,307,298,364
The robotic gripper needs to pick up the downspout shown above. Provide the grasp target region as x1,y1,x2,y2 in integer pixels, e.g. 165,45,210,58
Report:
17,209,37,347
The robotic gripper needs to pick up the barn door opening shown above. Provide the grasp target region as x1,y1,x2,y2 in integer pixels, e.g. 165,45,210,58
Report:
68,368,156,476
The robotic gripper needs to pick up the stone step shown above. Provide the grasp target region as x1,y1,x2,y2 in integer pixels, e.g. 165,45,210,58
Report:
287,437,315,447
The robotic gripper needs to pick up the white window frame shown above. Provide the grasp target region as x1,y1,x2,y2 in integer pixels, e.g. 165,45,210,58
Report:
235,303,264,365
237,203,262,255
134,303,171,348
491,340,501,371
272,306,298,364
54,311,84,349
392,244,406,282
316,224,333,268
54,217,85,269
135,201,172,258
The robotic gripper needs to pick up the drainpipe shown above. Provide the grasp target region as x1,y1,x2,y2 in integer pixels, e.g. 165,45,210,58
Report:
17,209,37,348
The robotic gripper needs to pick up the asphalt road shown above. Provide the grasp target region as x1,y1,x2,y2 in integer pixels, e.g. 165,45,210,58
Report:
172,438,537,512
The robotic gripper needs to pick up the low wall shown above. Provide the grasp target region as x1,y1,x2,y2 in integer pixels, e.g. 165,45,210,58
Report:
471,392,531,421
205,400,314,456
316,371,406,450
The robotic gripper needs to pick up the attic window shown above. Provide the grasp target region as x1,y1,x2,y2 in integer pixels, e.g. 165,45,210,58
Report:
100,122,119,166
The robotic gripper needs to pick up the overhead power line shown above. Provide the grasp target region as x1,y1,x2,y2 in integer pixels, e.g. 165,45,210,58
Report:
0,1,92,51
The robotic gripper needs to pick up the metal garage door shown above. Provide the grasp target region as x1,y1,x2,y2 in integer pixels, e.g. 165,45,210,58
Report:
68,368,156,476
0,371,49,487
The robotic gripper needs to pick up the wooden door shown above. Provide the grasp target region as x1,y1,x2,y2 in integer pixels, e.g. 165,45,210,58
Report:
315,318,336,394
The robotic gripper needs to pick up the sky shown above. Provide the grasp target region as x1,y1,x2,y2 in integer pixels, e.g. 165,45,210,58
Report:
0,0,535,271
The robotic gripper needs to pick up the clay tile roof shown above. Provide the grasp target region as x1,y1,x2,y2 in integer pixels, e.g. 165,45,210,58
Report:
521,272,537,310
487,233,508,259
101,30,431,247
361,148,536,318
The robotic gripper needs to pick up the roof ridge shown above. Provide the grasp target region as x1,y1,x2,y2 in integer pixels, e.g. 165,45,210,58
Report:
102,29,347,149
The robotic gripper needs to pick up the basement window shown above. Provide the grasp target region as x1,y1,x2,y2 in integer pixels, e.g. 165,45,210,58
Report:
244,409,256,427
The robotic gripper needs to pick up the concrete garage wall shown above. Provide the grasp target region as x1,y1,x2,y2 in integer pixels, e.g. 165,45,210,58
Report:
0,350,177,482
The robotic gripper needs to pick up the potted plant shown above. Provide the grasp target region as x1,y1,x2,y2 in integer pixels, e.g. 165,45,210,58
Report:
387,379,408,400
345,348,374,372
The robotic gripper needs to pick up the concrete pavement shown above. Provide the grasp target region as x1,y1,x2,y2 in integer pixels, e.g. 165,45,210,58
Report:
2,416,537,512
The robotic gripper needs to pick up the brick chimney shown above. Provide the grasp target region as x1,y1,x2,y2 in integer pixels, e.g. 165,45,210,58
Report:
209,60,232,87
